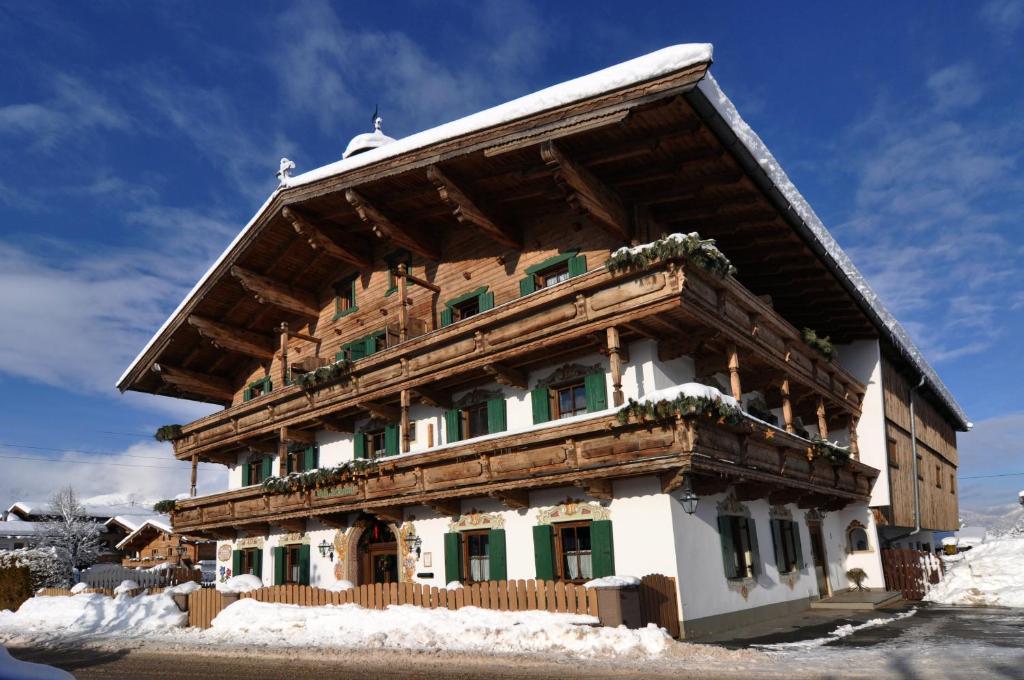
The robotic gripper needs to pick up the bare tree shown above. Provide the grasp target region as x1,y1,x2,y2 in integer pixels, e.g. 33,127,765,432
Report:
41,487,103,570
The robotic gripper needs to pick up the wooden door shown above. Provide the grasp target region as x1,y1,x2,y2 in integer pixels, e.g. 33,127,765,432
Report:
807,521,830,598
359,542,398,585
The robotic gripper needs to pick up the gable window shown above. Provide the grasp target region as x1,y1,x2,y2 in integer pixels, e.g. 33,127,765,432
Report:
333,275,358,320
243,376,272,401
444,396,507,443
530,369,607,424
555,521,592,583
770,519,804,573
286,445,318,474
519,251,587,296
717,514,760,580
441,287,494,327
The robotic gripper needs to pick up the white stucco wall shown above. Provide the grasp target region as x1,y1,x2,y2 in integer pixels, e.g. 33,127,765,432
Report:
836,339,889,507
821,503,885,591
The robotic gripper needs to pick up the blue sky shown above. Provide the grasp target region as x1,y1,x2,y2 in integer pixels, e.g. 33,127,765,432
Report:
0,1,1021,517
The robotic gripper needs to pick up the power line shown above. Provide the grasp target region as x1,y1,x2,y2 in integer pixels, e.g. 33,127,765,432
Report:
0,452,222,471
0,442,219,465
959,472,1024,480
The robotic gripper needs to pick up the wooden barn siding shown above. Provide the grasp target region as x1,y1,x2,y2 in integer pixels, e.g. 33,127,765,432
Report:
232,218,620,405
881,358,959,531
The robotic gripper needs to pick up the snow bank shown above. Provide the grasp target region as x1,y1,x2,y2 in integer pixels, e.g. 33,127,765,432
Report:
584,575,641,589
446,581,464,590
0,645,74,680
209,600,669,657
754,610,917,651
926,536,1024,607
69,583,87,594
0,592,186,638
165,581,202,595
325,580,354,592
216,574,263,594
634,382,739,409
113,579,139,595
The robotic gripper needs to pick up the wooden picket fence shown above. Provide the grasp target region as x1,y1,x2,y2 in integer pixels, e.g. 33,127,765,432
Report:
79,564,197,590
638,574,680,638
188,579,599,629
38,586,167,598
881,548,943,600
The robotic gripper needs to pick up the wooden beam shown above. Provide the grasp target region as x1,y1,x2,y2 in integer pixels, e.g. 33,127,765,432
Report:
691,475,731,497
540,141,630,240
734,482,776,502
230,266,319,319
483,363,528,390
345,189,440,260
488,490,530,510
400,389,411,454
727,344,742,402
426,165,521,249
187,315,275,361
574,478,613,501
317,513,349,529
767,489,806,506
411,386,451,410
240,437,277,454
660,467,690,494
190,454,198,497
282,427,316,445
234,522,270,537
370,506,404,523
426,499,462,516
282,206,372,269
362,401,401,421
152,364,233,402
272,517,307,533
781,378,795,434
816,398,829,439
314,416,356,433
607,326,625,407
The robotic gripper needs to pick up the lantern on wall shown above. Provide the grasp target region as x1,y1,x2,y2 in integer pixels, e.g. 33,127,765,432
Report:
318,539,334,562
679,475,699,515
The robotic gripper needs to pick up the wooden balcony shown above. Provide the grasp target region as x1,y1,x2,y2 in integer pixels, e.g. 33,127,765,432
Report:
171,258,867,462
172,409,878,537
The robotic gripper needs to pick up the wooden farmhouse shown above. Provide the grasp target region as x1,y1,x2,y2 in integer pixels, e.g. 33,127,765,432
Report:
115,518,215,569
117,45,967,637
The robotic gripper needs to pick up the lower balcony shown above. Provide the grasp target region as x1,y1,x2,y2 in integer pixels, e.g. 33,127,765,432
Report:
172,406,878,538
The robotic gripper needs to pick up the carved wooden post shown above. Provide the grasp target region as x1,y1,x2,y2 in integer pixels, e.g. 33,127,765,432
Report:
400,388,411,453
606,326,625,407
727,344,742,402
781,378,795,434
848,415,860,460
278,427,287,474
279,322,289,387
397,263,409,342
816,398,829,439
190,454,198,497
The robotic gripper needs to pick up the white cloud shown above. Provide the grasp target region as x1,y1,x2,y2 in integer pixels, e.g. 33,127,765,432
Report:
957,411,1024,511
926,64,983,111
980,0,1024,41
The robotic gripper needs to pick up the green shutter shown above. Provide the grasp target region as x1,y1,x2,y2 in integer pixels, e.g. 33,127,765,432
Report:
263,376,272,394
568,254,587,277
590,520,615,578
519,276,536,297
232,550,242,576
584,372,608,412
440,308,454,327
531,388,551,424
770,519,786,572
243,387,253,401
348,340,366,361
253,549,263,579
444,532,463,583
717,515,738,579
298,544,311,586
487,397,507,434
273,546,285,585
241,460,250,487
793,523,806,571
479,290,494,311
354,433,367,460
746,517,762,577
261,456,272,481
384,424,399,456
532,525,555,580
444,409,462,443
304,445,317,471
364,334,378,356
489,529,507,581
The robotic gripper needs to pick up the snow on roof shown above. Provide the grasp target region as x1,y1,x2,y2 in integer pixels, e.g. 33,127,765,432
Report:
0,519,48,536
105,514,162,533
115,518,174,550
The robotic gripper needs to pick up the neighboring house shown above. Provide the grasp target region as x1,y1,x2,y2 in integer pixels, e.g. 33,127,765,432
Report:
0,517,48,550
115,45,966,637
116,518,215,567
4,502,148,563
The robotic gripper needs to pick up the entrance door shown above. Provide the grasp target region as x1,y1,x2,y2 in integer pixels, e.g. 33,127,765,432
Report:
357,521,399,585
807,521,830,598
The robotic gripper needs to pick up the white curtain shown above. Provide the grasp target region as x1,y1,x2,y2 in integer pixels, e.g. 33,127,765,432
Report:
470,557,489,582
565,551,593,580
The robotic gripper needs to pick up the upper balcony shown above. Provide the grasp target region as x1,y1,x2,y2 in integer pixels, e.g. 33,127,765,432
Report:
169,254,866,463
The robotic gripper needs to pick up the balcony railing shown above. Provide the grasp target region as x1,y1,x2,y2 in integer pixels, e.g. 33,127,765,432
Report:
171,258,866,461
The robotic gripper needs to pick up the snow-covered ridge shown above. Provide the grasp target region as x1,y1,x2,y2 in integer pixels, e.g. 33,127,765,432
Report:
926,536,1024,608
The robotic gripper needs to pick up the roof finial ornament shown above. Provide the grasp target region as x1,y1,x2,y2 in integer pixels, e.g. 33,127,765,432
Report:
277,158,296,185
372,104,382,133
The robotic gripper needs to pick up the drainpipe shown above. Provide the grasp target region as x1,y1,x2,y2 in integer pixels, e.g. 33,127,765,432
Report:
908,375,926,538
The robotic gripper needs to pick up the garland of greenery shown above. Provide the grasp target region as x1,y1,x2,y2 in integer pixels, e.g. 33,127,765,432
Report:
616,393,746,427
811,436,851,466
605,232,737,278
295,359,352,391
154,425,183,442
801,328,835,360
153,499,177,514
745,396,779,427
261,458,378,494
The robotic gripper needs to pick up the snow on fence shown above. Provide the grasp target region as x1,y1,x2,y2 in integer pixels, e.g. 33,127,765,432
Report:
79,564,197,590
881,548,944,600
188,579,600,629
38,586,167,598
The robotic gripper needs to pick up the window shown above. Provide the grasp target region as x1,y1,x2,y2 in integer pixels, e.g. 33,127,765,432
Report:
452,296,479,321
445,397,507,443
717,515,758,580
464,403,489,439
355,425,398,459
462,531,490,582
950,474,955,494
245,458,268,486
519,252,587,295
555,381,588,419
334,276,358,319
555,521,593,583
936,464,942,489
536,261,570,289
367,429,386,458
286,445,318,474
441,287,494,327
244,376,272,401
770,519,803,573
283,545,301,584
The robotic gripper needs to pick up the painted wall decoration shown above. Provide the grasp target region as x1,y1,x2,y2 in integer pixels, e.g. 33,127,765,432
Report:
398,523,418,583
216,544,231,562
236,536,265,548
537,499,610,525
448,511,505,532
716,490,750,518
278,532,309,545
769,504,793,521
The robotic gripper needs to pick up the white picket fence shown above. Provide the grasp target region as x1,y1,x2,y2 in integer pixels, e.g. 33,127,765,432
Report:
79,563,197,589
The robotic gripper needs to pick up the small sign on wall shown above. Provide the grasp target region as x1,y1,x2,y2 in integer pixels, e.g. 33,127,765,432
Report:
423,552,432,568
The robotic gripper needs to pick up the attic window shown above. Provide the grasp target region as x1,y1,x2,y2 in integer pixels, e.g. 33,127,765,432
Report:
334,276,358,320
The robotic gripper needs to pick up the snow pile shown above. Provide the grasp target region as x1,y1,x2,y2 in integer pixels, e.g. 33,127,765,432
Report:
69,583,88,594
0,592,187,638
216,574,263,594
446,581,464,590
0,645,74,680
166,581,202,595
584,575,641,589
326,580,354,592
926,536,1024,607
754,610,917,651
208,600,669,657
113,580,139,595
633,383,739,409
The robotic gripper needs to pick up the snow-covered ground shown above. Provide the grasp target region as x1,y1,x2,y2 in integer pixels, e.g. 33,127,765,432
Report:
926,536,1024,608
0,645,73,680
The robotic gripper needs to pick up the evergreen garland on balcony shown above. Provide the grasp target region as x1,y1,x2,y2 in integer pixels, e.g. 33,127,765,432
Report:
801,328,835,360
153,499,177,514
811,435,852,466
605,232,737,277
153,425,183,442
261,458,377,495
295,359,352,391
615,393,745,427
